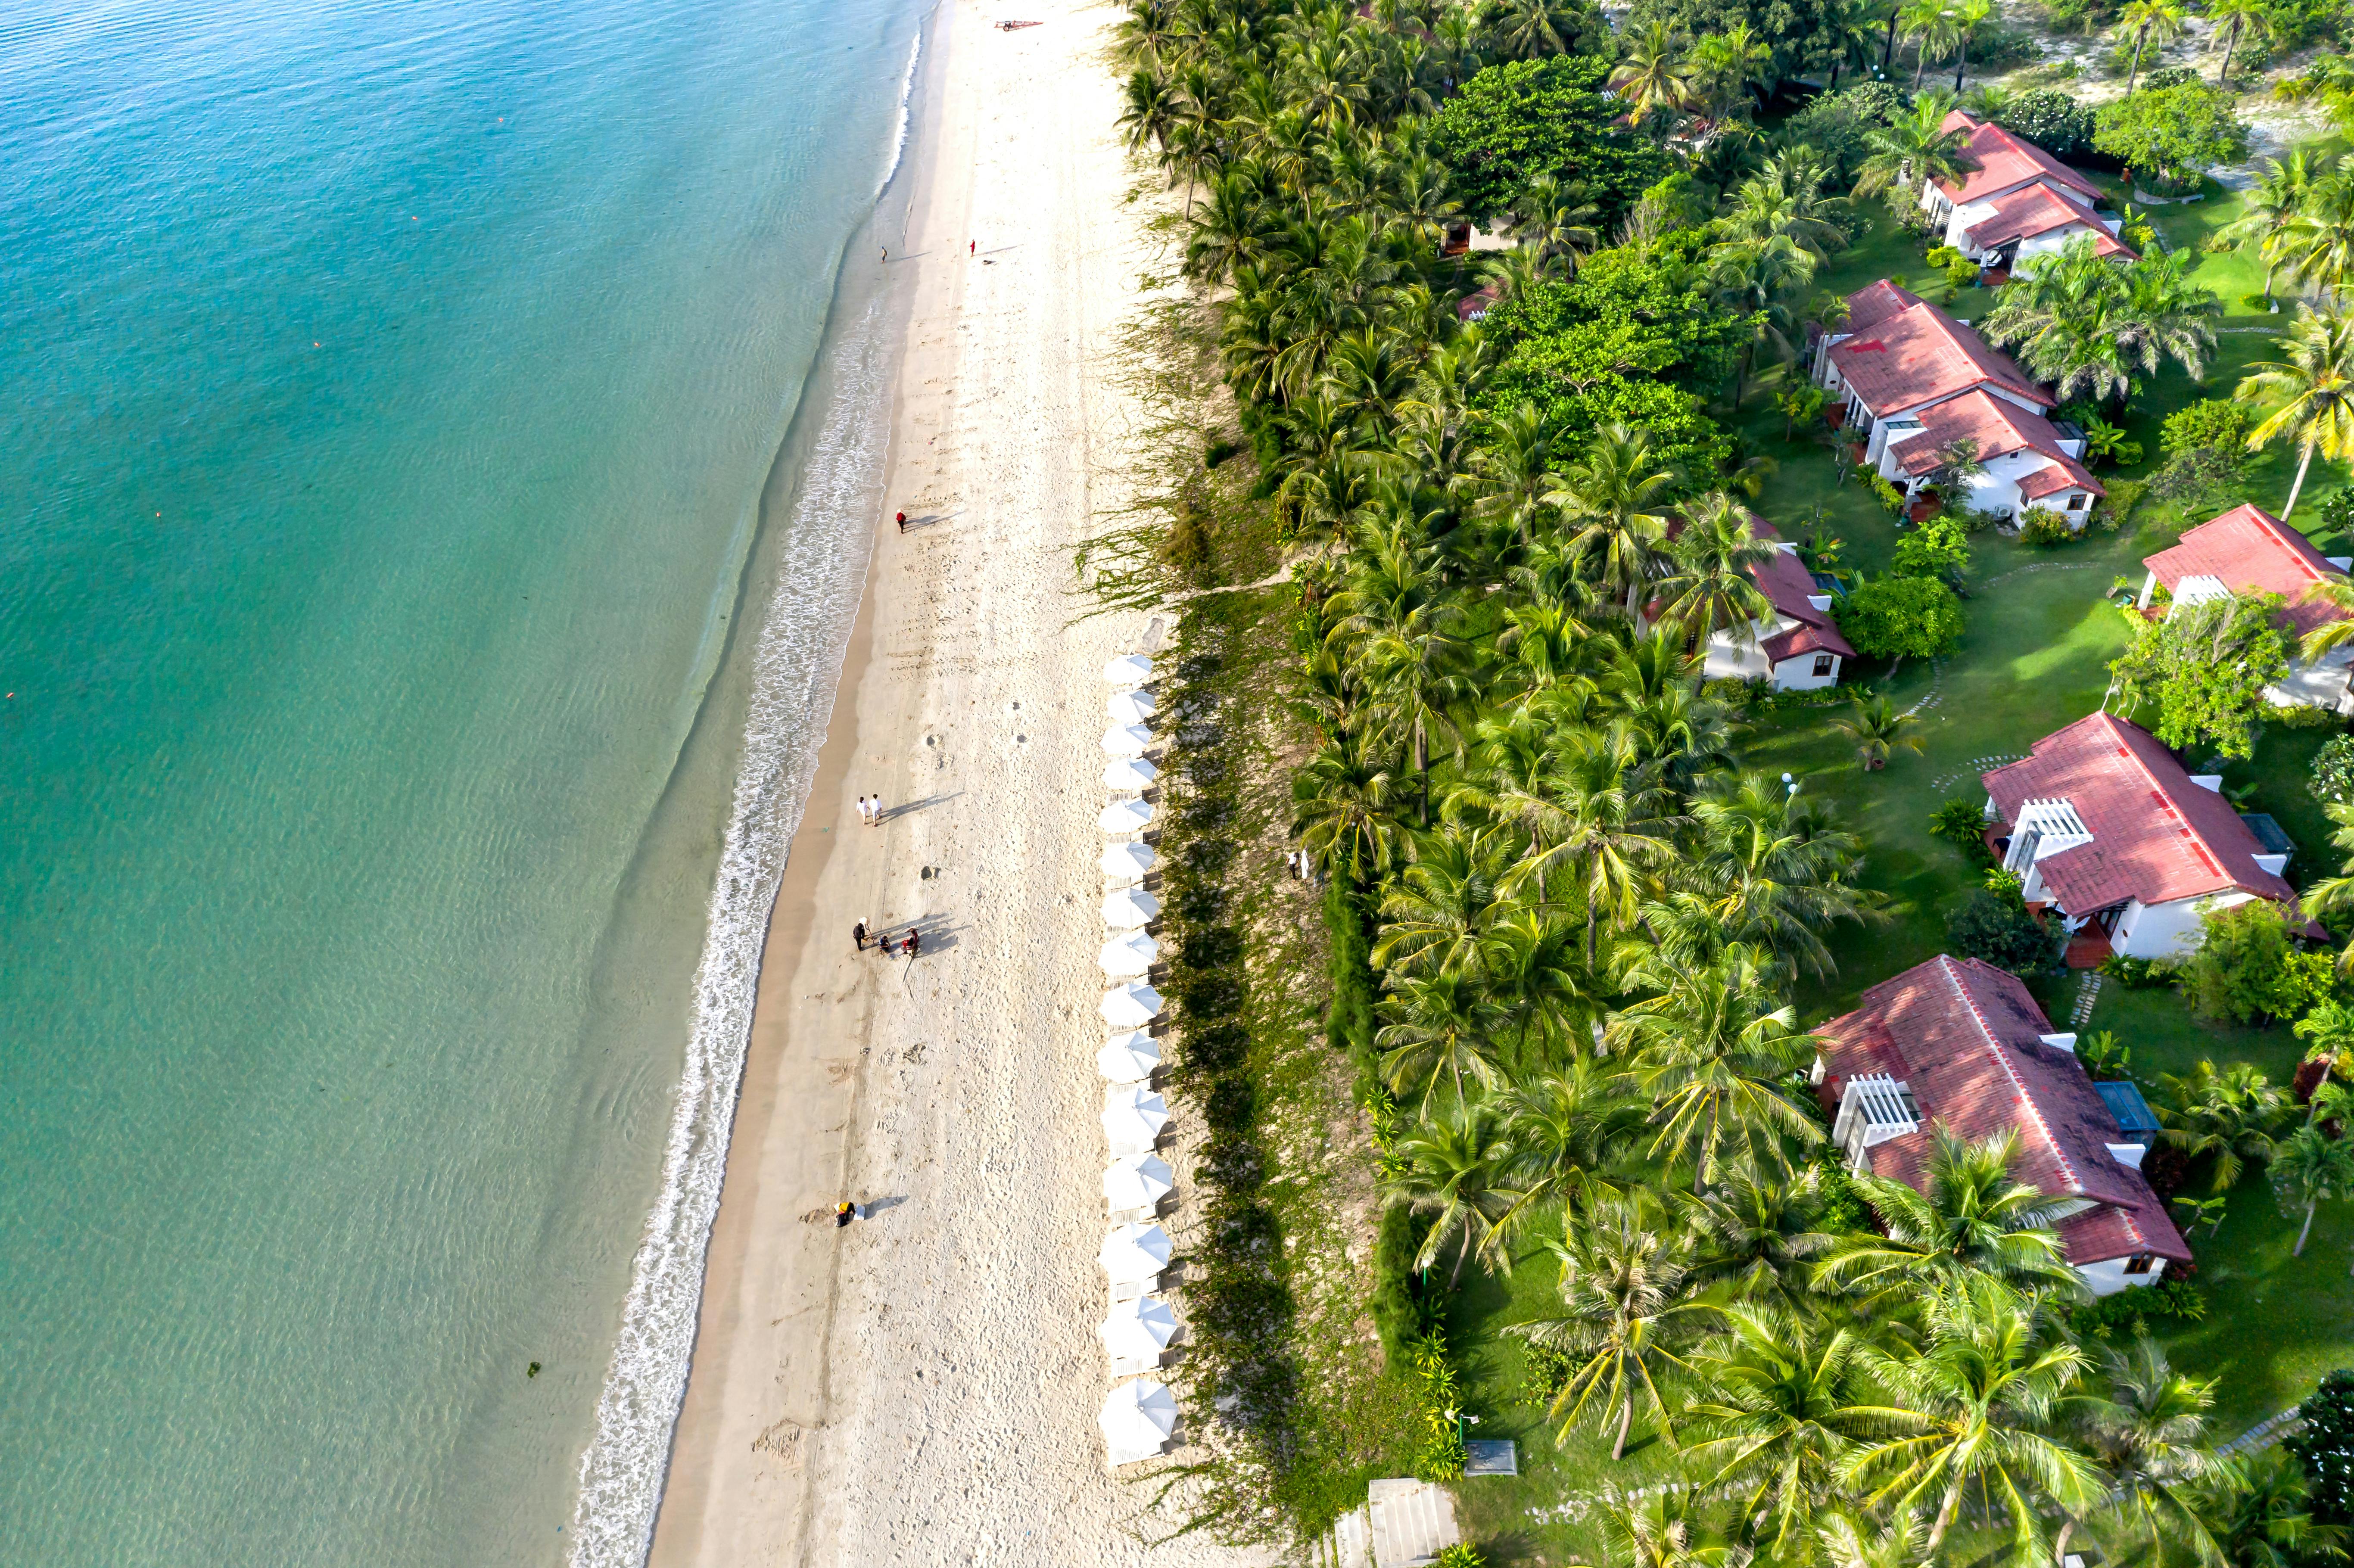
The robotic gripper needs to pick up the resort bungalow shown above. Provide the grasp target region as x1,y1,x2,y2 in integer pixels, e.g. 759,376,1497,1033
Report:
1811,954,2191,1295
1686,519,1854,691
2138,502,2354,714
1917,112,2130,271
1878,387,2104,529
1981,711,2299,961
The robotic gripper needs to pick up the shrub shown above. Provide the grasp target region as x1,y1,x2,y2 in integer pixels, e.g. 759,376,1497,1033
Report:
1405,1330,1467,1480
2019,510,2080,546
1949,887,2060,975
1834,574,1966,670
1372,1203,1430,1368
2079,1029,2133,1079
2161,398,2251,464
2101,478,2145,529
2245,290,2278,310
1815,1154,1874,1232
2179,898,2335,1025
2064,1279,2208,1339
2286,1369,2354,1527
1865,471,1908,514
1520,1340,1577,1406
2279,703,2344,731
1931,796,1998,864
1701,675,1762,710
2102,953,2177,988
2315,734,2354,804
1433,1548,1487,1568
1995,88,2098,158
1893,515,1971,583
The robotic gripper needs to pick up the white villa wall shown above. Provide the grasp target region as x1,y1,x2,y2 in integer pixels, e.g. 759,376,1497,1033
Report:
2076,1255,2168,1297
1703,623,1841,690
1922,174,2090,249
2266,646,2354,713
2112,891,2257,959
1877,433,2093,526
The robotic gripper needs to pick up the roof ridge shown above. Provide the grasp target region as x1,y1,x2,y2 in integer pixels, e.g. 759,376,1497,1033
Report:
1932,956,2085,1194
2080,713,2226,893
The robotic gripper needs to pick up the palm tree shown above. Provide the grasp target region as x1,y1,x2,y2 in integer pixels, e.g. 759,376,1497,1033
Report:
1595,1487,1754,1568
2064,1336,2225,1566
1495,728,1685,965
1548,423,1679,619
1898,0,1962,91
1845,1273,2105,1558
1117,65,1178,156
2116,0,2189,96
1814,1509,1928,1568
1816,0,1886,94
1948,0,1993,90
2280,167,2354,293
1687,24,1774,124
1510,1196,1710,1459
1482,0,1589,62
2271,1122,2354,1255
1663,774,1878,980
2205,0,2277,85
1469,400,1564,551
1610,22,1699,120
2189,1449,2348,1568
2156,1059,2291,1193
2239,303,2354,520
1490,1061,1637,1245
1853,98,1978,213
1650,494,1775,651
1685,1306,1909,1558
1816,1126,2082,1299
1981,236,2138,403
1721,152,1852,261
1377,969,1503,1112
2303,800,2354,940
1292,734,1407,882
1385,1101,1512,1283
1610,943,1824,1193
1833,692,1923,770
1683,1163,1840,1313
1710,234,1819,404
1374,827,1510,979
2220,152,2321,305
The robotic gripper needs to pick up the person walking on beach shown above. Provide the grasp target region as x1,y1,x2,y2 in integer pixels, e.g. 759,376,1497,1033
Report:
835,1201,857,1228
969,240,975,257
867,793,883,826
853,920,869,953
903,929,920,958
895,510,907,532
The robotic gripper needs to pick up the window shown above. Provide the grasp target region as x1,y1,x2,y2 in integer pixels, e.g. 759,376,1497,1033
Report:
2123,1253,2155,1275
1812,654,1835,677
2067,494,2089,511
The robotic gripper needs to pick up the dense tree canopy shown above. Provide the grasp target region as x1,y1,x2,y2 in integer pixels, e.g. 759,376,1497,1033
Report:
1429,55,1674,222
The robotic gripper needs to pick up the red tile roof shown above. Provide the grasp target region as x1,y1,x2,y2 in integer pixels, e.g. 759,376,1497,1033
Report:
1828,295,2053,418
1844,278,1926,333
1960,182,2136,259
1981,712,2297,912
1889,388,2105,498
1935,112,2106,206
1814,955,2190,1266
2143,502,2351,639
1747,522,1855,663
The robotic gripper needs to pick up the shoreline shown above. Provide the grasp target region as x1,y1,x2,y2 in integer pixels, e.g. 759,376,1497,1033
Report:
642,2,1270,1563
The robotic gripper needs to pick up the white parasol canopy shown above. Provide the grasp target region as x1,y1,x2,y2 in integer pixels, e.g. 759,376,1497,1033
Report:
1102,755,1158,791
1100,982,1163,1028
1102,1084,1170,1152
1097,1030,1161,1083
1099,1377,1179,1465
1100,841,1156,882
1104,654,1154,684
1099,796,1154,835
1098,1294,1180,1363
1099,930,1159,978
1102,724,1153,758
1103,1152,1176,1211
1098,1221,1174,1288
1102,886,1161,931
1107,689,1157,725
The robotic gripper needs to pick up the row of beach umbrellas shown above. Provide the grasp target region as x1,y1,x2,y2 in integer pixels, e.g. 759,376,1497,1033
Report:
1091,652,1180,1468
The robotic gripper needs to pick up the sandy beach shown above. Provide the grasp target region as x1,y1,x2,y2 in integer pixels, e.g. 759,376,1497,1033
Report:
646,3,1263,1564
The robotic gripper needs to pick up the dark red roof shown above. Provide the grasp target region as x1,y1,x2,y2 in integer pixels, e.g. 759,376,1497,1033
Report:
1935,112,2105,206
1960,183,2135,259
1654,516,1856,664
1890,388,2104,498
1981,712,2296,911
1815,955,2190,1266
1828,296,2053,418
1844,279,1926,333
2143,502,2350,639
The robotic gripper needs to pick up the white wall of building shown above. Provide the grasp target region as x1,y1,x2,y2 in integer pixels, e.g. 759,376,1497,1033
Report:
1876,434,2094,527
2112,891,2257,959
2076,1255,2169,1297
2266,645,2354,713
1703,623,1841,690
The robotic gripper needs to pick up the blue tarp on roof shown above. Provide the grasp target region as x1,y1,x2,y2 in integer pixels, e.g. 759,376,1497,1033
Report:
2095,1079,2161,1146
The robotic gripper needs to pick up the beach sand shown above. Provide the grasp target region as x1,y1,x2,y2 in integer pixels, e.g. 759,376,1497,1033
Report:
645,3,1265,1564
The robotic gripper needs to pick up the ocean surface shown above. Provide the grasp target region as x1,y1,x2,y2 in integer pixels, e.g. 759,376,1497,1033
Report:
0,1,924,1563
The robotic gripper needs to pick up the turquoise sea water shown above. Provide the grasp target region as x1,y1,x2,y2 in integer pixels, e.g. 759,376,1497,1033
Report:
0,1,922,1562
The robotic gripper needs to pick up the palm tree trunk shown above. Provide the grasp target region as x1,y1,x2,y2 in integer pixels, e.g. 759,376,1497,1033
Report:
2126,32,2146,96
2054,1519,2077,1567
2219,30,2237,85
1955,40,1968,92
1882,14,1899,68
2286,443,2318,519
1612,1395,1634,1461
1828,57,1844,93
1450,1222,1473,1286
2298,1195,2320,1255
1913,47,1927,90
1925,1485,1965,1556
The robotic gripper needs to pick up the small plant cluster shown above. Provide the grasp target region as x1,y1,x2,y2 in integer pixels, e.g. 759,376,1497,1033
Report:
1405,1330,1467,1481
2102,952,2177,989
2317,736,2354,806
2288,1370,2354,1527
1929,796,1999,868
2064,1278,2208,1341
1432,1546,1487,1568
2018,510,2081,547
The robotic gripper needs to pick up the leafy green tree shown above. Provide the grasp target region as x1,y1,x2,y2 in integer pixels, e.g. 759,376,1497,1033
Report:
2096,76,2251,190
2178,898,2332,1025
1428,56,1673,224
1993,87,2099,158
2156,1059,2290,1194
1624,0,1864,87
2285,1370,2354,1531
2108,591,2288,759
1832,573,1965,675
1891,513,1970,583
1947,885,2058,974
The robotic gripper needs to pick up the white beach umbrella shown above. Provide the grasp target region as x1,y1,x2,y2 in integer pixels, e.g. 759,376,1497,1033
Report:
1098,1294,1180,1362
1103,1152,1176,1211
1102,1085,1170,1152
1100,982,1162,1028
1107,689,1157,725
1102,755,1158,792
1100,1377,1179,1464
1099,1222,1174,1288
1100,841,1156,882
1102,724,1153,757
1097,1030,1161,1083
1102,886,1161,931
1104,654,1154,684
1099,930,1159,978
1099,796,1154,835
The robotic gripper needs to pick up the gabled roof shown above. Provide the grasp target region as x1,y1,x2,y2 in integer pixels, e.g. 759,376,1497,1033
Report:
1844,278,1926,333
2143,503,2350,639
1961,182,2136,259
1935,111,2105,206
1981,712,2297,912
1889,388,2105,498
1746,521,1855,663
1827,294,2054,417
1814,955,2189,1266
